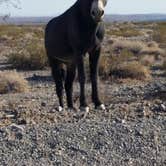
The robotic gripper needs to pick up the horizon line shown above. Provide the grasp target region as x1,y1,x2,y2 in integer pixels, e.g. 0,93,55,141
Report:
2,13,166,17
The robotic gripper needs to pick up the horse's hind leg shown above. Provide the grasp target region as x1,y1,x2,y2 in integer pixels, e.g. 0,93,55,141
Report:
65,64,76,109
50,60,65,110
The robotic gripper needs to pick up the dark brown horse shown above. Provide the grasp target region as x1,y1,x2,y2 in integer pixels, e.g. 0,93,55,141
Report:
45,0,108,111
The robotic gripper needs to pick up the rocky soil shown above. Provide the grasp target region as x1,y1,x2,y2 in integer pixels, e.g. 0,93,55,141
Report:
0,63,166,165
0,22,166,165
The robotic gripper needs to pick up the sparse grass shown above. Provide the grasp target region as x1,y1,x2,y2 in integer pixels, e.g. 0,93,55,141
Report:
139,55,155,66
0,25,47,70
110,61,151,80
7,39,48,70
112,40,145,55
0,25,44,41
107,26,142,37
162,60,166,71
99,56,111,78
99,49,134,79
153,22,166,48
112,39,165,57
140,46,165,56
0,71,29,94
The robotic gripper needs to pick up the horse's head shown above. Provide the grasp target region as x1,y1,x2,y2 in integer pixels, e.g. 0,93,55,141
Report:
78,0,108,23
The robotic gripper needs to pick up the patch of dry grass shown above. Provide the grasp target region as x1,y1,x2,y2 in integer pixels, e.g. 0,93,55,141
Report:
162,60,166,71
153,22,166,48
99,56,111,78
0,71,29,94
0,25,47,70
7,39,48,70
107,26,142,37
112,39,165,57
110,61,151,80
99,48,134,78
0,25,44,41
139,55,155,66
140,45,165,56
112,40,145,55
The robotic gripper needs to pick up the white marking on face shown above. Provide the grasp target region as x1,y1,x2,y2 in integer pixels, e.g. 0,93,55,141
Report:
98,0,104,12
91,0,105,20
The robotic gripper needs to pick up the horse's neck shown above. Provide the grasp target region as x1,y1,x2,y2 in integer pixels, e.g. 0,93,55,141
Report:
75,1,98,31
78,14,98,34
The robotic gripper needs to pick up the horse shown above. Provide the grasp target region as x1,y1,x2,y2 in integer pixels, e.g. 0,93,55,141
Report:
45,0,108,111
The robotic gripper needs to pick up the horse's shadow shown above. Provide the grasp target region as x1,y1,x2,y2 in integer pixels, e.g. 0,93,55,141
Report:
26,74,53,83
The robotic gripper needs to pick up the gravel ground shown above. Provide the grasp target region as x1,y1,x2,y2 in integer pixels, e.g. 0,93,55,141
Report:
0,67,166,165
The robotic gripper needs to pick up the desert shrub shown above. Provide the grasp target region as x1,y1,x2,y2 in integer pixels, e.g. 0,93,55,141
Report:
139,55,155,66
0,25,44,41
112,39,165,57
162,60,166,71
140,46,165,56
112,40,144,55
99,56,111,78
110,61,151,80
153,22,166,48
7,40,48,70
99,49,134,78
107,26,142,37
147,41,159,48
0,71,29,94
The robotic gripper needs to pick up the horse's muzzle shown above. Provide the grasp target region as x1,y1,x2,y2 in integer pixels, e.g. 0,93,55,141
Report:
91,8,104,22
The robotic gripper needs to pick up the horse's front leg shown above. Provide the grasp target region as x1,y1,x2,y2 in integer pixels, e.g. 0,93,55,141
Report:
89,47,106,110
77,56,89,112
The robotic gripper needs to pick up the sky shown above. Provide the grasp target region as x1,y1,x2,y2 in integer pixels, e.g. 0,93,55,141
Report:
0,0,166,16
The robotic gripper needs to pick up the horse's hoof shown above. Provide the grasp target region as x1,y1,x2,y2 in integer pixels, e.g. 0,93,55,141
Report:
80,106,90,112
96,104,106,111
57,106,63,112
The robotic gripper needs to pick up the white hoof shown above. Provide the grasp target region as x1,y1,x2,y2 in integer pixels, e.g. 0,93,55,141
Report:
58,106,63,112
96,104,106,111
80,106,90,112
100,104,106,110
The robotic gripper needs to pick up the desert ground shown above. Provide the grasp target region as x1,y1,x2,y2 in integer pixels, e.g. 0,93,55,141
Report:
0,22,166,165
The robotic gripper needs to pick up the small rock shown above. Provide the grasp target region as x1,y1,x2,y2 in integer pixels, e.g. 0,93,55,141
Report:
5,114,15,118
17,119,27,125
10,124,24,132
49,109,56,113
160,104,166,112
135,129,143,137
41,102,46,107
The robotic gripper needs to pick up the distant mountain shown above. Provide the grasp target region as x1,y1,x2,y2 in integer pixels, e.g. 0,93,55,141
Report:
0,16,51,25
0,14,166,24
104,14,166,22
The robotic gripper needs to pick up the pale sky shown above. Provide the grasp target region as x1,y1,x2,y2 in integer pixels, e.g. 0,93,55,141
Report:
0,0,166,16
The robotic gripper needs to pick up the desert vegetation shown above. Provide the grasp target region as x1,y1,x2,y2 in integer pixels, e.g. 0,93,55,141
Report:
0,25,47,70
0,22,165,165
153,22,166,48
0,70,29,94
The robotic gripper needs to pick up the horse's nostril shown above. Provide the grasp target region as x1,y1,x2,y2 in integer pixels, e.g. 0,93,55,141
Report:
91,10,96,16
101,10,104,16
91,9,104,18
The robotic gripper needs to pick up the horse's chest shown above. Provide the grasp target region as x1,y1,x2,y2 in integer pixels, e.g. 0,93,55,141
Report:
80,32,97,53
